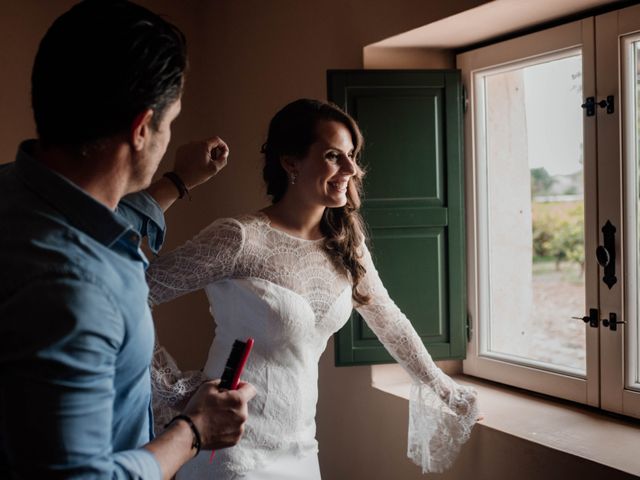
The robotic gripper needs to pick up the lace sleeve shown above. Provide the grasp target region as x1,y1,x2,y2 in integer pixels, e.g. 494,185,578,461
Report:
151,340,208,432
354,243,478,473
147,218,243,432
146,217,245,305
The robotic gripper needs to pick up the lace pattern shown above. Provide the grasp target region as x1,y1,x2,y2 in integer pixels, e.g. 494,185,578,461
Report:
355,245,479,472
147,213,478,475
151,342,207,430
408,381,478,473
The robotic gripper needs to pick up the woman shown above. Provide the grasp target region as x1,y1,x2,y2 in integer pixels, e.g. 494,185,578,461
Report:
148,99,478,479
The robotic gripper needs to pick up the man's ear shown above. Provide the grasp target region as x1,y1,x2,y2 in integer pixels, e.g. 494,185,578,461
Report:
130,109,154,152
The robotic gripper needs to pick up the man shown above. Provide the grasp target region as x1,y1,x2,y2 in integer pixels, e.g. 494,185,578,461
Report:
0,1,255,478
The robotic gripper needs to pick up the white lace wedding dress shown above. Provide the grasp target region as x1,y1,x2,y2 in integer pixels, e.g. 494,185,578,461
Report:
147,213,478,478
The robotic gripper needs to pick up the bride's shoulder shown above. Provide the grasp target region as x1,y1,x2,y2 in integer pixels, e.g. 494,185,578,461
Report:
232,211,267,226
194,215,247,242
229,211,276,232
197,212,267,237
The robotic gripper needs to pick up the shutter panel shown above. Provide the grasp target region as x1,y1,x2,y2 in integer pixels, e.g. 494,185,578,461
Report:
328,70,466,365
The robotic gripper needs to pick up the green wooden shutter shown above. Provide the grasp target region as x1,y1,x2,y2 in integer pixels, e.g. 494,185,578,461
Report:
327,70,466,366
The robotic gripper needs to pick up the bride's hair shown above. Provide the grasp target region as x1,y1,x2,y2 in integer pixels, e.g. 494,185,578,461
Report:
261,98,371,304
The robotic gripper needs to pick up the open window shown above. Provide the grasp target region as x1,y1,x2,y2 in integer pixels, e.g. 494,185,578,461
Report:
461,4,640,417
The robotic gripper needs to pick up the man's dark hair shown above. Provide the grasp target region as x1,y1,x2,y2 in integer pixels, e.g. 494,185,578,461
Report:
31,0,187,148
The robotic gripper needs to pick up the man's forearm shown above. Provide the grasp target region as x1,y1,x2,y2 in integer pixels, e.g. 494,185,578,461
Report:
145,176,182,213
146,137,229,213
144,420,196,480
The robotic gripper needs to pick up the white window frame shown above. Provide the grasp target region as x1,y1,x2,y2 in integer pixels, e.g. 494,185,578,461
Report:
598,4,640,418
458,19,601,407
460,4,640,419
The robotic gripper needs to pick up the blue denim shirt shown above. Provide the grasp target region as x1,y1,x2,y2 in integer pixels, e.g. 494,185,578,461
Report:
0,140,165,479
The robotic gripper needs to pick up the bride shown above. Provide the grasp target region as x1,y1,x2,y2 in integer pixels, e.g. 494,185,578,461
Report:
147,98,478,479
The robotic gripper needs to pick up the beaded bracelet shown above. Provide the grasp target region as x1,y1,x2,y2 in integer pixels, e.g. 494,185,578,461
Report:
163,171,191,200
165,414,202,456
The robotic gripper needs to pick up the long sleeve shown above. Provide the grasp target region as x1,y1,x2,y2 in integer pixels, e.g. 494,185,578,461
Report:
0,276,161,479
150,341,208,430
354,243,478,474
146,217,245,305
145,218,245,432
116,191,166,254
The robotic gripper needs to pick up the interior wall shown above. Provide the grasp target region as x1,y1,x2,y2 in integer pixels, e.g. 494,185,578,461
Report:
0,0,203,163
0,0,74,162
0,0,486,365
363,46,455,69
4,1,635,479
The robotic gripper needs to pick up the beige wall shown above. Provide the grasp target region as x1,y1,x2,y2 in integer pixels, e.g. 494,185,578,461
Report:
2,1,636,479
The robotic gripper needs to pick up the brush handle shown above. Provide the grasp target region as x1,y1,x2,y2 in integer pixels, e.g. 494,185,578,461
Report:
210,338,254,463
230,338,254,390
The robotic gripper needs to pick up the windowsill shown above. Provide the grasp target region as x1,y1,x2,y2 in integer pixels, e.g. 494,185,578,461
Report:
371,364,640,476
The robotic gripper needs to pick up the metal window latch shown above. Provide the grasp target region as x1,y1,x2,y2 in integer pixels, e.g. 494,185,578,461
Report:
462,85,469,114
581,97,595,116
598,95,614,114
602,312,626,331
581,95,614,116
571,308,599,328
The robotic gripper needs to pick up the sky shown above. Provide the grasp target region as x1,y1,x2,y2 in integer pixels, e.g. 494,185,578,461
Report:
522,54,583,177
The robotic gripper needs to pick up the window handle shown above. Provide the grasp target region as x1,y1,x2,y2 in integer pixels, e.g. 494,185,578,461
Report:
602,312,626,331
596,220,617,289
581,95,614,116
571,308,599,328
597,95,614,114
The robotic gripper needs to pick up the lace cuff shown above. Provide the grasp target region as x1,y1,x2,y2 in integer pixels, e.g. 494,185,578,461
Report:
408,381,478,473
151,343,207,432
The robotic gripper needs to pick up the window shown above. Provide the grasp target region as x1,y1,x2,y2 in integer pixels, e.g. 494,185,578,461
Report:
475,49,586,376
623,33,640,395
460,4,640,418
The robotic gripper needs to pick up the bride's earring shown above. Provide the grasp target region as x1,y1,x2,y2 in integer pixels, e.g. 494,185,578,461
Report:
290,173,297,185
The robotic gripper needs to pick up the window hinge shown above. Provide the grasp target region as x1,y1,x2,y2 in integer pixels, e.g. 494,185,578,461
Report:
462,85,469,114
466,313,472,342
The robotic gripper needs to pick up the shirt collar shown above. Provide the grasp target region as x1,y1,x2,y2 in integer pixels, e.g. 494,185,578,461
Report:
15,139,135,248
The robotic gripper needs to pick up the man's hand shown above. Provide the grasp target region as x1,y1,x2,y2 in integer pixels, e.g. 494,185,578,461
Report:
184,380,256,450
173,137,229,190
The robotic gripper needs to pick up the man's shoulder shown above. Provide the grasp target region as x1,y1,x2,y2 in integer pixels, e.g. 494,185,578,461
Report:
0,206,119,304
0,161,15,176
0,244,119,308
0,262,125,353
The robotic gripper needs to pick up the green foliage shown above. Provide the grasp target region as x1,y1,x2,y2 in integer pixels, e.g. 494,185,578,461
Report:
532,218,554,257
531,167,555,196
532,202,584,272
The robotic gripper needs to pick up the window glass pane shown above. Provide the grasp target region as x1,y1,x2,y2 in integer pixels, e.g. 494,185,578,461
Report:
478,52,586,376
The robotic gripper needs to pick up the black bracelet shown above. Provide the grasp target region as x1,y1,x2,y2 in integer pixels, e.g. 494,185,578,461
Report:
163,171,191,200
165,414,202,456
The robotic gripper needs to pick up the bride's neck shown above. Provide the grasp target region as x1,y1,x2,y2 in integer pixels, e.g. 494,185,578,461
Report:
262,195,325,241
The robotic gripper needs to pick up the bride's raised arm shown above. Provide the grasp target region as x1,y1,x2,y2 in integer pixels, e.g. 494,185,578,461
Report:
146,217,245,305
146,217,246,428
